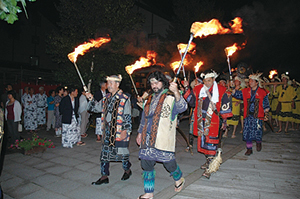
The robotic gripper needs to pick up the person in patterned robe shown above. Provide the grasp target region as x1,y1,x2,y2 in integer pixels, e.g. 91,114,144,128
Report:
136,71,187,199
232,73,270,156
36,87,48,128
87,75,132,186
184,70,233,179
24,87,37,132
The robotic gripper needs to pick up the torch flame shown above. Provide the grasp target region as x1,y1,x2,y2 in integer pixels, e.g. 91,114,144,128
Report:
269,70,278,79
125,51,157,75
170,58,192,72
225,42,246,57
177,42,196,55
191,17,243,38
68,37,111,63
194,61,204,73
231,67,237,72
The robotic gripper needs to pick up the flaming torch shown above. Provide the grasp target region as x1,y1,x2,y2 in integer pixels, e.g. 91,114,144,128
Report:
224,43,245,80
268,70,278,79
125,51,157,96
174,17,244,82
177,42,196,80
194,61,204,78
68,37,111,92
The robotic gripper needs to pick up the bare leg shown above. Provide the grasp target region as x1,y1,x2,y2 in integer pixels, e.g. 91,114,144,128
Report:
285,121,289,133
277,121,282,133
231,125,237,138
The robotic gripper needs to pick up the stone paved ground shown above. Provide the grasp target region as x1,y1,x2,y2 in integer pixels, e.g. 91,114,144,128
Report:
1,120,299,199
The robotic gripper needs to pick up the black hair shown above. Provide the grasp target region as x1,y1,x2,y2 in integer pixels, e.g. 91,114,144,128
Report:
68,86,77,94
7,90,16,99
48,89,55,96
147,70,169,89
55,86,64,94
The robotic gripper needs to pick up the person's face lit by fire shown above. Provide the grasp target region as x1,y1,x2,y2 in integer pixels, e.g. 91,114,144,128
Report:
150,78,163,94
249,79,258,89
107,80,119,95
203,77,214,88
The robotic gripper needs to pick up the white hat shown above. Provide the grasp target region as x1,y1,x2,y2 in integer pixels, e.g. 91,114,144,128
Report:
200,70,218,79
106,74,122,82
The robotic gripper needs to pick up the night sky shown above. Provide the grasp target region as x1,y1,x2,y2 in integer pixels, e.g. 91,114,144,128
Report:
7,0,300,80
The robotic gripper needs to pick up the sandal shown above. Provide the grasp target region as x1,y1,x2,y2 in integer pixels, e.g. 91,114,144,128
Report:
138,194,153,199
174,177,185,192
76,142,86,146
202,169,211,179
231,134,236,138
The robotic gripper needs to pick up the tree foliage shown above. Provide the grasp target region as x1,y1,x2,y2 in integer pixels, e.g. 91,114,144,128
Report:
46,0,144,92
0,0,36,24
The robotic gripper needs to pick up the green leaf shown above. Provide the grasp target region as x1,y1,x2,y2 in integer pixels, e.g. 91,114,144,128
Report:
6,13,18,24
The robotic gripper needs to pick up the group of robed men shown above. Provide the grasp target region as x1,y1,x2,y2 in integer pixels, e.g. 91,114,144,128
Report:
84,68,299,199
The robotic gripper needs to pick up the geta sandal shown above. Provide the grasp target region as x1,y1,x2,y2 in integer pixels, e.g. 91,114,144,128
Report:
175,177,185,192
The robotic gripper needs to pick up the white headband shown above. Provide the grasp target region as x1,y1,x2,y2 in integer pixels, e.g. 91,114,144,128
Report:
106,74,122,82
200,70,218,79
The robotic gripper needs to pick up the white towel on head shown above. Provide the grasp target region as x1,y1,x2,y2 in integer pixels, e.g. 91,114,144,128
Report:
199,81,219,103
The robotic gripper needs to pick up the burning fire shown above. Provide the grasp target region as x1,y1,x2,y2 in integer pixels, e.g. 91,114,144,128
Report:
68,37,111,63
231,67,237,72
269,70,278,79
225,42,246,57
190,17,243,38
194,61,204,73
125,51,157,74
177,42,196,55
170,58,192,72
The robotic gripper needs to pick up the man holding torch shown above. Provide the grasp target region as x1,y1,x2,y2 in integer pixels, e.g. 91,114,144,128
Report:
182,70,233,179
136,70,187,199
86,75,133,185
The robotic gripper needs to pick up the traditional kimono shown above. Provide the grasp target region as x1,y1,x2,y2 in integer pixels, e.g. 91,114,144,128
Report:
233,87,270,142
137,89,187,194
191,82,232,156
88,89,132,176
138,89,188,162
23,94,37,131
274,85,296,122
36,93,48,125
292,86,300,124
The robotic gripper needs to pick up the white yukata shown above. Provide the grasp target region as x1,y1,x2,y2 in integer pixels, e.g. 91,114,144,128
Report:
36,93,48,125
24,94,38,130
